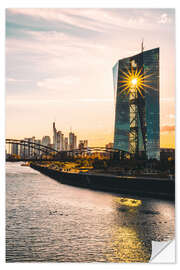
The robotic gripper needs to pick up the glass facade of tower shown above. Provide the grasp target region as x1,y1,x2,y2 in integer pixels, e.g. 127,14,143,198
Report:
113,48,160,160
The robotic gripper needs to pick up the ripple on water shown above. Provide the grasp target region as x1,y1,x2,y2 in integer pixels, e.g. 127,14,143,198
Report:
6,162,175,262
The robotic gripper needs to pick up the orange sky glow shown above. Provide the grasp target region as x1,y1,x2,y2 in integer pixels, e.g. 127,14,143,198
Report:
6,8,175,148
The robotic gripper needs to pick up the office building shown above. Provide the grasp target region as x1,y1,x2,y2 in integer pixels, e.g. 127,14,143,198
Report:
64,137,69,151
23,137,36,157
57,131,64,151
42,136,51,146
34,139,41,156
53,122,58,150
78,140,88,150
113,47,160,160
69,132,77,150
160,148,175,161
11,143,19,156
106,142,114,149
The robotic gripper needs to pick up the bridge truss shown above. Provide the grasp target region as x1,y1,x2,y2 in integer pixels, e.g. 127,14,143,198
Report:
6,139,131,160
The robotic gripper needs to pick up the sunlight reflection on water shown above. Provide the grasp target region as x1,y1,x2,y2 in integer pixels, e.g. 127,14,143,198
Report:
6,162,175,262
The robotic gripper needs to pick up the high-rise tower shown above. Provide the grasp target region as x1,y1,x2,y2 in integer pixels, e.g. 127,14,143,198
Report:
53,122,57,150
69,132,77,150
113,47,160,160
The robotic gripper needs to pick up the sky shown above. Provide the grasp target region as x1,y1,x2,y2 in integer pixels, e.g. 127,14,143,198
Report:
6,8,175,148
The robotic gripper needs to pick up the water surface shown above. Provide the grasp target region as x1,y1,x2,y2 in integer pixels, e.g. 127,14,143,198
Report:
6,162,175,262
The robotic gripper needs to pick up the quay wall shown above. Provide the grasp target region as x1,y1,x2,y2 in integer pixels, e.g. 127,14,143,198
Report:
30,163,175,200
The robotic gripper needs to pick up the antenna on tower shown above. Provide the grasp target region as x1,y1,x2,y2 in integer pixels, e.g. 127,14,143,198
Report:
141,38,144,53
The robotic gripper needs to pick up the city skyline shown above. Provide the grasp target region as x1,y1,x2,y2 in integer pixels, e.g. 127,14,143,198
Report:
6,8,175,148
6,121,90,154
6,121,88,146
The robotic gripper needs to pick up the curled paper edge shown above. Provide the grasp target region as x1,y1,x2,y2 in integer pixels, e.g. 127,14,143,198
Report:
150,240,175,263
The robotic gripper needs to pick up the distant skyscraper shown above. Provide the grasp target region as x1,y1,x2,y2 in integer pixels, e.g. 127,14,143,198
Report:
64,137,69,151
106,142,114,149
24,137,36,157
69,132,77,150
57,131,64,151
11,143,18,156
74,135,77,149
78,140,88,150
53,122,57,150
34,139,41,156
53,122,65,151
42,136,51,146
113,47,160,160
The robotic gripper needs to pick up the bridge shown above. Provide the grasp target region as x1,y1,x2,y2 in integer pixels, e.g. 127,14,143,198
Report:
6,139,131,161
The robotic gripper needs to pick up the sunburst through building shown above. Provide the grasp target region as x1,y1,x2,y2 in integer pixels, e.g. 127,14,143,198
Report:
113,46,160,160
119,66,154,97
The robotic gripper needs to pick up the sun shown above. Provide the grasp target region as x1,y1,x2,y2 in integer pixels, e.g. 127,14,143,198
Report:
131,78,137,86
118,66,153,97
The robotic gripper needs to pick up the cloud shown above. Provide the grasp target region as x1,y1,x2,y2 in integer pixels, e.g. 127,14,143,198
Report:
7,8,172,40
161,125,175,133
7,78,31,83
6,30,106,63
37,76,80,89
7,9,105,37
7,97,113,105
77,98,113,103
158,13,171,24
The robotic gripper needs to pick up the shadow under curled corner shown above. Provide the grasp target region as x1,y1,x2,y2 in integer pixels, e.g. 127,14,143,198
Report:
150,240,175,263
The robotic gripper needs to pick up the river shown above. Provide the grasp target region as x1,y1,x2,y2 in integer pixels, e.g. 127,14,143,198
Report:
6,162,175,262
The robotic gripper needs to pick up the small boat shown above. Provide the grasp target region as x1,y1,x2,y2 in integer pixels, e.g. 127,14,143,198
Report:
21,162,29,167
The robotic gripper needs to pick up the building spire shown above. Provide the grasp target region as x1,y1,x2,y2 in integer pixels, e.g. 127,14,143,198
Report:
141,39,144,53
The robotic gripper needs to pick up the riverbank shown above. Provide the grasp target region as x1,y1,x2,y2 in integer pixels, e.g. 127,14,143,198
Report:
30,163,175,200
